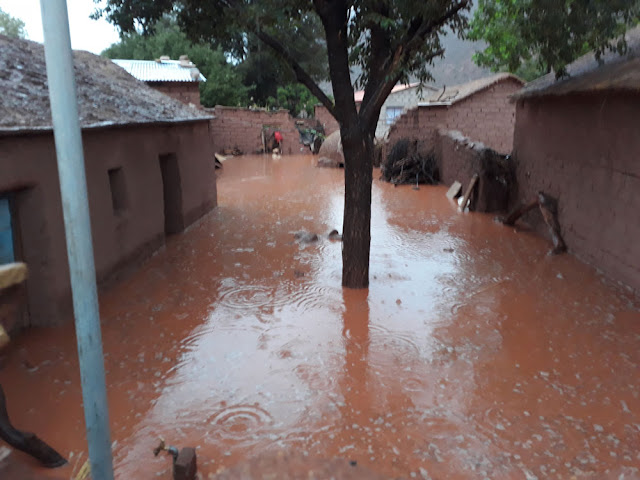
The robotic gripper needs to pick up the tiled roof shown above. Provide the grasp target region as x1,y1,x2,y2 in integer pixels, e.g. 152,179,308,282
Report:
0,35,211,132
514,25,640,99
419,73,524,106
112,59,206,83
353,82,437,103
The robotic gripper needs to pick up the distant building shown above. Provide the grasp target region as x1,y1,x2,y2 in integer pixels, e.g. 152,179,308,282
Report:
113,56,206,106
387,73,525,154
511,26,640,292
0,36,216,330
354,83,439,139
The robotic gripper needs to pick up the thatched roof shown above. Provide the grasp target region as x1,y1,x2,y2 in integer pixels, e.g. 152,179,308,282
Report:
419,73,524,106
515,25,640,100
0,35,211,134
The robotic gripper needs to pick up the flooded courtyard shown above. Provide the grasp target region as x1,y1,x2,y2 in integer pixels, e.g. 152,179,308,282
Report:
1,154,639,479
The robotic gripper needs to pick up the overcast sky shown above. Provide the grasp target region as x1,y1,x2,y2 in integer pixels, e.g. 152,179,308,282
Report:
0,0,120,54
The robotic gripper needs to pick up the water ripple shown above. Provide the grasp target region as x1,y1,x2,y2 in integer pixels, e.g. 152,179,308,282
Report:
208,403,274,439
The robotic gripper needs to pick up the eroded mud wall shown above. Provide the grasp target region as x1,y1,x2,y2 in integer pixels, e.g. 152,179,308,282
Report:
436,129,515,213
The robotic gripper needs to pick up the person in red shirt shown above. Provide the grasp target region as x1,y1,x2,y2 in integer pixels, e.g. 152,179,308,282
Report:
274,131,283,152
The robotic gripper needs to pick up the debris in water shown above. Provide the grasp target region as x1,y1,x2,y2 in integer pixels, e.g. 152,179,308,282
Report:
446,181,462,200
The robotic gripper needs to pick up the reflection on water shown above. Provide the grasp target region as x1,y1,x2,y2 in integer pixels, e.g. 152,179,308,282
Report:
0,155,639,479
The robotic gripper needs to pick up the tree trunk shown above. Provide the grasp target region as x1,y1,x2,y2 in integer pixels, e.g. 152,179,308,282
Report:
341,123,373,288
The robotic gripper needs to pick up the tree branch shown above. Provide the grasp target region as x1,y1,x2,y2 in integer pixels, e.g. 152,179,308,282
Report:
401,1,470,59
358,48,442,129
311,0,359,129
253,29,336,118
358,0,470,127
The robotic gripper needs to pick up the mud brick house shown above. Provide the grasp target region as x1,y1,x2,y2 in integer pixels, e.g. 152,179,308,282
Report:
355,83,439,139
0,35,217,329
387,73,525,155
314,83,440,140
112,56,206,106
511,26,640,292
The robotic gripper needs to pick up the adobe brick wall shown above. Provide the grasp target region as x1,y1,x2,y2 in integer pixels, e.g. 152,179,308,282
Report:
0,120,216,328
314,105,340,136
150,82,201,107
208,106,302,155
387,78,522,155
512,92,640,292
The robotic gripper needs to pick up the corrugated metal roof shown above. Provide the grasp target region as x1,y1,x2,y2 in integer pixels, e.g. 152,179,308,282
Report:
418,73,524,106
514,25,640,100
112,59,206,83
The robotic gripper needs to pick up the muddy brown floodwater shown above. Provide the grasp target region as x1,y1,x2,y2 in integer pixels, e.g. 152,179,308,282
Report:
1,154,639,479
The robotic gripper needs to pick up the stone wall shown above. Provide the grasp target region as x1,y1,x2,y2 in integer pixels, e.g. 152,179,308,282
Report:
387,78,523,155
512,92,640,292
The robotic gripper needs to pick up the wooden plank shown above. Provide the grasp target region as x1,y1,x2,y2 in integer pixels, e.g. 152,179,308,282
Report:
0,325,8,349
445,180,462,200
459,174,479,212
0,263,27,290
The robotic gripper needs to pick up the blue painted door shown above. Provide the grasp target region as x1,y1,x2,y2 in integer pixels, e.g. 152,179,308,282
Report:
0,196,15,264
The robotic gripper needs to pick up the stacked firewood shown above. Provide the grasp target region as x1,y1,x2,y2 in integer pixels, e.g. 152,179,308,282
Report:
380,139,439,185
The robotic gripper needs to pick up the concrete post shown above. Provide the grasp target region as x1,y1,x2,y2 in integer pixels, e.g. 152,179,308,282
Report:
39,1,115,478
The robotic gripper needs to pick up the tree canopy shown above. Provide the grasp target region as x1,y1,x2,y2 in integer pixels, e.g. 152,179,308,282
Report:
94,0,476,288
0,7,27,39
470,0,640,80
102,19,249,107
266,84,319,117
95,0,640,289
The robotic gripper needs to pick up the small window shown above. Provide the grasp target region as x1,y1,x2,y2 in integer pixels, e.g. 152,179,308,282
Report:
386,106,404,125
108,168,128,215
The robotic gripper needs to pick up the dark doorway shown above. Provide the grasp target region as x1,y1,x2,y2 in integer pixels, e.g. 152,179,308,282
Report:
0,194,15,264
108,167,128,215
159,153,184,234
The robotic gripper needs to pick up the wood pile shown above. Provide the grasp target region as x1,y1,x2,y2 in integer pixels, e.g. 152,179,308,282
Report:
380,139,439,185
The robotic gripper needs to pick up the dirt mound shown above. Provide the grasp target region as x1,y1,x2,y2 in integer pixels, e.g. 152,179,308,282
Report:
317,130,344,168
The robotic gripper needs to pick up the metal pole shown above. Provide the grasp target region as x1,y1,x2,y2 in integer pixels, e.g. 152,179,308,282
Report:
39,1,114,479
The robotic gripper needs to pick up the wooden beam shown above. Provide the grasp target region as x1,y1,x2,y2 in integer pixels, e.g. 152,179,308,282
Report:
459,174,479,211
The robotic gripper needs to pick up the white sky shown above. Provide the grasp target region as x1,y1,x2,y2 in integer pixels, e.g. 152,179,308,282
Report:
0,0,120,54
